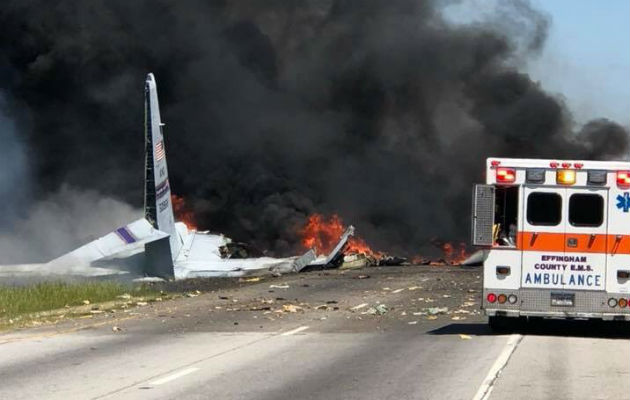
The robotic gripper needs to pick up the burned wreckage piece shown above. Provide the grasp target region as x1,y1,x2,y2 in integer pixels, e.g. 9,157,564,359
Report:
301,226,355,271
219,242,265,259
377,255,408,266
0,73,353,280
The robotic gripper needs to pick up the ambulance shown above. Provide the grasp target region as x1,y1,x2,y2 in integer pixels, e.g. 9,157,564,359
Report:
472,158,630,329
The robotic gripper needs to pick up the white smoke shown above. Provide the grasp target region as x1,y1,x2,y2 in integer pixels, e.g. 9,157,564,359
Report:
0,90,141,266
0,185,141,264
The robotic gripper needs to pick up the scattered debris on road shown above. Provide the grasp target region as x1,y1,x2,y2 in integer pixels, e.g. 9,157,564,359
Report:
269,284,290,289
366,304,389,315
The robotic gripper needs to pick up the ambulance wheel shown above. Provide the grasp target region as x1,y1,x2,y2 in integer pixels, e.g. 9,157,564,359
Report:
488,316,511,332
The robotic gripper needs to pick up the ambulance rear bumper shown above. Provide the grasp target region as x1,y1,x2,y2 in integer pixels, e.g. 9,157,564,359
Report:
484,309,630,321
483,288,630,321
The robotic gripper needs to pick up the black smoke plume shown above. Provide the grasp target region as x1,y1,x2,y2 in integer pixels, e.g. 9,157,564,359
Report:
0,0,627,258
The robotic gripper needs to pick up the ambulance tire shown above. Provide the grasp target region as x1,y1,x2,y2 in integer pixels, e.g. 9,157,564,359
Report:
488,316,513,332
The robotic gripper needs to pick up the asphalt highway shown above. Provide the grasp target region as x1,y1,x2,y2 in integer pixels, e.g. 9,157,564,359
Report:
1,266,628,399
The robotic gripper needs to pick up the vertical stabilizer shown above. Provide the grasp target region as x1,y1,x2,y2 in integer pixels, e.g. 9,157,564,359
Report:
144,73,182,260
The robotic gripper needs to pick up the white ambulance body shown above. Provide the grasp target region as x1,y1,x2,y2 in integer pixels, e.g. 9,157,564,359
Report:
472,157,630,326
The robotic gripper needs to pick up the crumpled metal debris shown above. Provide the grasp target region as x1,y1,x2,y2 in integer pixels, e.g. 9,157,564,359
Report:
269,284,290,289
219,242,264,259
282,304,303,313
427,307,448,315
366,304,388,315
377,256,408,266
340,253,377,269
240,277,261,282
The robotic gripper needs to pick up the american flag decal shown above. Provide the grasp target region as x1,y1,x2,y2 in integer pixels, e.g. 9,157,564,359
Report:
155,140,165,161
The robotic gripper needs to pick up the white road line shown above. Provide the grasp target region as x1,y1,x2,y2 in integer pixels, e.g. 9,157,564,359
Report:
472,334,523,400
149,367,200,386
281,326,310,336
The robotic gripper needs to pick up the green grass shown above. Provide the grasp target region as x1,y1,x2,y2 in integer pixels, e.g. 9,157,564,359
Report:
0,281,157,321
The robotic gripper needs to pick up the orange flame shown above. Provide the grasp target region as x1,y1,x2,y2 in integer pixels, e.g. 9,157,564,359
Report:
300,214,383,259
437,241,469,264
411,241,469,266
171,194,197,230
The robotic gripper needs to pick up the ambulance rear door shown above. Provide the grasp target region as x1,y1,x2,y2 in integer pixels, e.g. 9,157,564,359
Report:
521,186,566,290
563,187,607,291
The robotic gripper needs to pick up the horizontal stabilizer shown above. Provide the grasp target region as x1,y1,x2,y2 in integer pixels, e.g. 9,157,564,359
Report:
47,218,168,270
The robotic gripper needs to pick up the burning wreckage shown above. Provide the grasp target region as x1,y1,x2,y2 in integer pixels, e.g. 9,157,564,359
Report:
0,74,359,281
0,74,472,281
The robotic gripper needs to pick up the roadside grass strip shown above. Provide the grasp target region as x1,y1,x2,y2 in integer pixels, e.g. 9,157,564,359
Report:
0,281,158,328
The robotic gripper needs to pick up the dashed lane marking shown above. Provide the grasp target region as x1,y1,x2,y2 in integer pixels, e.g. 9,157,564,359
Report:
150,367,200,386
281,326,310,336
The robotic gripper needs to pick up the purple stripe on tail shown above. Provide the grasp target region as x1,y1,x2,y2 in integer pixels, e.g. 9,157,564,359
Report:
115,227,137,244
156,180,170,200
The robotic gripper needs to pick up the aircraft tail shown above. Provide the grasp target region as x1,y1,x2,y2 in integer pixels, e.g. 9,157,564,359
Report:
144,73,182,261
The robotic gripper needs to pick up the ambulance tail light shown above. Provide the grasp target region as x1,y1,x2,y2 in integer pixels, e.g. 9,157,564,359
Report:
618,298,628,308
617,171,630,187
608,298,618,308
617,270,630,279
497,294,507,304
496,168,516,183
507,294,518,304
487,293,497,303
556,169,576,185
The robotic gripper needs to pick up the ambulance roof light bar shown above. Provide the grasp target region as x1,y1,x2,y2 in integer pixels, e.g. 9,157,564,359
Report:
556,169,576,185
496,167,516,184
588,170,607,185
617,171,630,187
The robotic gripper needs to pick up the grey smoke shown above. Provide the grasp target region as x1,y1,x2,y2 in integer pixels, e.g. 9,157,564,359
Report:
0,186,140,264
0,0,627,258
0,91,30,228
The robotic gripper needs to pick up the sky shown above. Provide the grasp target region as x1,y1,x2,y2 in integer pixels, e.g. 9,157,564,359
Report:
529,0,629,127
444,0,630,128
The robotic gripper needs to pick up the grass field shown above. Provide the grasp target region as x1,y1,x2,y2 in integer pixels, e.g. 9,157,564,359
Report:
0,281,158,322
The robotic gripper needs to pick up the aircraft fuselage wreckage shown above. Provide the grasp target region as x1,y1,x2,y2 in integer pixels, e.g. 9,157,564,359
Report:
0,74,353,280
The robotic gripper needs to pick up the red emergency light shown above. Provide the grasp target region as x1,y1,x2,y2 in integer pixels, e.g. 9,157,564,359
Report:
617,171,630,187
496,167,516,183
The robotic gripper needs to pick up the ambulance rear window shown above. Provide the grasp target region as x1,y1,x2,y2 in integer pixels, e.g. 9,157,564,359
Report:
527,192,562,226
569,194,604,227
